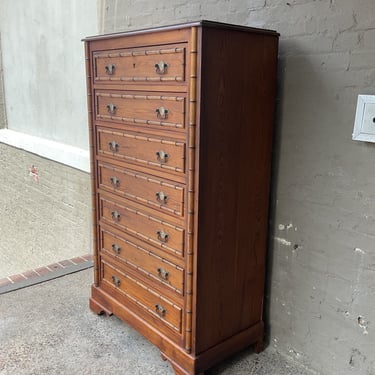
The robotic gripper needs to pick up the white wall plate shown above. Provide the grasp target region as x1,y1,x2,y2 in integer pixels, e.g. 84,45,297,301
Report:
353,95,375,143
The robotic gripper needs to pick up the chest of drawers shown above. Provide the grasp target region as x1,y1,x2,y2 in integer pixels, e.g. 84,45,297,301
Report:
84,20,279,374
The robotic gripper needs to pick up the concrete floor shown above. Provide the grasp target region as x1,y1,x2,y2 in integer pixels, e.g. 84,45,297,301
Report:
0,269,317,375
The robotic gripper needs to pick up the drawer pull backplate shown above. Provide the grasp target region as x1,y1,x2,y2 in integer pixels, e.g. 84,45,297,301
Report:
155,191,168,204
111,275,121,287
157,267,169,280
155,107,169,119
106,103,117,115
110,176,120,187
105,64,116,75
154,61,168,75
157,230,169,243
155,304,167,316
155,150,169,163
111,243,121,255
108,141,119,152
111,211,121,221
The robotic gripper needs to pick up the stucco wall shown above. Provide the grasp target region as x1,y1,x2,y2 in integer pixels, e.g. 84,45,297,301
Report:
100,1,375,374
0,0,97,149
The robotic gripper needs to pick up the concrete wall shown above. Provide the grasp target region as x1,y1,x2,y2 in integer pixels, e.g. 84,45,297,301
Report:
0,34,6,128
101,1,375,374
0,0,97,149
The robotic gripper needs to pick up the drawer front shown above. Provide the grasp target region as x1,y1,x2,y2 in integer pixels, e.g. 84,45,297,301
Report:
98,162,184,217
99,196,184,256
102,260,182,332
97,127,185,174
101,229,184,294
93,45,186,84
96,91,186,130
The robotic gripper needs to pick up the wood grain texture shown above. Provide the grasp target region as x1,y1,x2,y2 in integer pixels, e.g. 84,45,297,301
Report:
194,26,278,353
85,20,279,375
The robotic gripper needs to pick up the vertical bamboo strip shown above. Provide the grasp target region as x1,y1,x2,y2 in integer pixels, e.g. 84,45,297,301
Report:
185,26,198,354
85,42,100,287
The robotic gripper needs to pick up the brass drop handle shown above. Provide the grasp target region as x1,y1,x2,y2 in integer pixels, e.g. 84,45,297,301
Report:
157,267,169,280
155,191,168,204
155,150,168,163
111,211,121,221
110,176,120,187
106,103,117,114
108,141,119,152
155,304,167,316
154,61,168,75
111,243,121,255
155,107,169,119
105,64,116,75
111,275,121,287
157,230,169,243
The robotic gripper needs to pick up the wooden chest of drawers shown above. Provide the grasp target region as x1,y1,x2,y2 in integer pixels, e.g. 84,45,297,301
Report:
84,20,279,374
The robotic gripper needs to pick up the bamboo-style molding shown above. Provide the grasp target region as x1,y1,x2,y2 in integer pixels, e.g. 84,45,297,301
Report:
99,128,185,146
94,47,184,59
98,163,184,216
97,114,184,129
85,42,100,287
184,26,198,354
101,228,184,295
95,76,184,82
102,260,182,333
98,162,184,190
101,197,184,257
96,92,185,101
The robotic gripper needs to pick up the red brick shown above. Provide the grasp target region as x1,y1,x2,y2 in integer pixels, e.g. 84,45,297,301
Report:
22,270,39,279
34,267,51,276
0,278,12,287
82,253,93,261
46,263,63,271
9,274,27,283
70,256,86,265
59,259,74,267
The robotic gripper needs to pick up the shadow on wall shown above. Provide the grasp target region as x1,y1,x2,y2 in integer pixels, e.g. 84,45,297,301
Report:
264,28,375,374
264,39,338,352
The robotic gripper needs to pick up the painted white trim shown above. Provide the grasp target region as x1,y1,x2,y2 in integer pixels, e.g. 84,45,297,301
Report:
352,95,375,143
0,129,90,172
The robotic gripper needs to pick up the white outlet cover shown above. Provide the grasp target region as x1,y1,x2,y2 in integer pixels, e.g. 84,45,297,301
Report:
353,95,375,142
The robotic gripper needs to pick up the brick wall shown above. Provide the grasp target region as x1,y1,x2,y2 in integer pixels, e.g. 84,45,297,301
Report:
0,143,91,276
101,1,375,374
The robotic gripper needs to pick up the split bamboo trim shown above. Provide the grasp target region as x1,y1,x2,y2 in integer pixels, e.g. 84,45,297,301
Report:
99,163,185,215
100,151,185,173
96,93,185,101
101,198,184,256
102,230,184,295
85,42,100,287
95,76,184,82
97,114,184,129
99,128,185,146
94,47,184,59
104,197,184,230
103,262,182,332
184,26,198,353
102,229,184,271
98,163,184,190
98,129,186,172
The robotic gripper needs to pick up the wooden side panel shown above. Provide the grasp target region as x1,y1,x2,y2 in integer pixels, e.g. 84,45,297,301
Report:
195,27,279,353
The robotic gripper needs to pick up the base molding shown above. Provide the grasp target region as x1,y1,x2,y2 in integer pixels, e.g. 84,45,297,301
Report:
90,285,264,374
